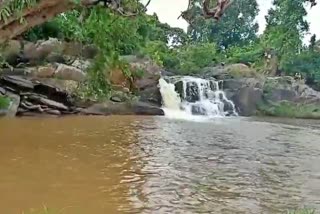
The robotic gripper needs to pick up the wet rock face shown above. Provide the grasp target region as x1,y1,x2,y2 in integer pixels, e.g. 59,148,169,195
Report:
138,86,162,106
191,104,207,115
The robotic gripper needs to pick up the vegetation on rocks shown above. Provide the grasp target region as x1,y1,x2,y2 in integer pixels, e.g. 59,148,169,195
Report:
257,101,320,119
0,96,10,109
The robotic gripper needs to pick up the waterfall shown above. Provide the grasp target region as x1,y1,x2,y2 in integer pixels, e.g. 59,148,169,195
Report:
158,76,237,119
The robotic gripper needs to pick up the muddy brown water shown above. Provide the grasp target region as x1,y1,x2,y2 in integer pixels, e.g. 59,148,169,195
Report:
0,116,320,214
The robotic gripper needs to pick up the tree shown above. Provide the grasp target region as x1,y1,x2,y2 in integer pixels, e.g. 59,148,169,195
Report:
262,0,310,65
309,34,316,51
0,0,150,43
185,0,259,49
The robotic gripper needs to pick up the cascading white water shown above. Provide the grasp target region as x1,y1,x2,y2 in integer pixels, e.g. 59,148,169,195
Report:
158,76,237,119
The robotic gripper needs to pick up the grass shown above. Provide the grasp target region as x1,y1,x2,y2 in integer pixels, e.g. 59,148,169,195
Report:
0,96,10,109
257,101,320,119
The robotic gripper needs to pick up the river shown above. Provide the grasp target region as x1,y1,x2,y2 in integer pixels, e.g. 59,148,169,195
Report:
0,116,320,214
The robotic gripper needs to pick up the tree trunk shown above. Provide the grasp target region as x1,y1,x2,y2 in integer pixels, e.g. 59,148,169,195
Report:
0,0,97,43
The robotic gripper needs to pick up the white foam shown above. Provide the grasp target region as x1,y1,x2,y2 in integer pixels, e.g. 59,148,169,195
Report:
158,76,237,120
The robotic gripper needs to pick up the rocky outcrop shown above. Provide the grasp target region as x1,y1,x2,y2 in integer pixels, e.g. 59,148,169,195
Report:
0,74,164,117
0,75,78,117
222,76,320,117
2,39,97,66
1,62,88,83
117,55,163,106
202,63,258,80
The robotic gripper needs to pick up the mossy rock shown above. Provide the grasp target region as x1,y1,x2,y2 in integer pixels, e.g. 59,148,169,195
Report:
257,100,320,119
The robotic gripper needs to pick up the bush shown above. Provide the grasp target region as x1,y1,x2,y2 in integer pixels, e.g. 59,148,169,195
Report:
258,101,320,119
0,96,10,109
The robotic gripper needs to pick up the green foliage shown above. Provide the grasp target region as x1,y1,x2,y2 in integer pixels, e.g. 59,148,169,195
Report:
176,42,217,74
0,0,37,23
0,96,10,109
258,101,320,119
187,0,259,49
226,42,264,66
262,0,309,64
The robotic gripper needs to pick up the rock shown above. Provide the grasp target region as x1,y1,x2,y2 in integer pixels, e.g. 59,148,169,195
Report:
71,59,91,71
109,68,132,91
45,109,61,115
191,104,207,115
0,87,5,95
54,64,86,82
225,63,256,78
231,87,263,116
223,100,236,115
0,75,34,91
202,65,230,80
82,102,126,115
32,78,78,100
20,102,43,111
28,94,69,111
5,92,20,117
267,89,297,102
82,101,164,116
110,96,122,102
202,63,258,80
110,90,130,103
138,86,162,106
174,81,184,99
0,68,31,76
23,38,63,63
32,65,56,78
186,81,200,102
1,40,22,65
122,55,162,90
131,102,164,116
62,43,97,59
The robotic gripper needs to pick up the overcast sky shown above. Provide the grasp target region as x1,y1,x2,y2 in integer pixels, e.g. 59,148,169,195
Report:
142,0,320,44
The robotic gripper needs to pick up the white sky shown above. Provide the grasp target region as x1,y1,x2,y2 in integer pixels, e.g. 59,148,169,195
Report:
142,0,320,44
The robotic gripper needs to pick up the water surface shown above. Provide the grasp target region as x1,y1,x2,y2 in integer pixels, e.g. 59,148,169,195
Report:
0,116,320,213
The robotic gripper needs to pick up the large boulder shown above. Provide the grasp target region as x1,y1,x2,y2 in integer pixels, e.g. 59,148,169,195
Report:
138,86,162,106
231,86,263,116
54,64,86,82
202,63,258,80
23,38,63,63
121,55,162,90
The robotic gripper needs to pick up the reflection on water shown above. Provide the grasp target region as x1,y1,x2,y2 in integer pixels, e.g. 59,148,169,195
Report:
0,116,320,214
